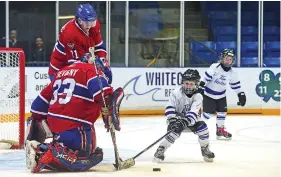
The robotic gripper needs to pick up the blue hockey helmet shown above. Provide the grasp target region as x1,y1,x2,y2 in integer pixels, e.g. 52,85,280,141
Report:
76,3,97,22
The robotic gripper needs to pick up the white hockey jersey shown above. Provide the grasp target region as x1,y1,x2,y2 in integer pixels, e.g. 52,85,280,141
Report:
165,87,203,126
202,63,242,100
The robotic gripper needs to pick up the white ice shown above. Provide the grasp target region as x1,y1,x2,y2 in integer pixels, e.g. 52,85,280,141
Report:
0,115,280,177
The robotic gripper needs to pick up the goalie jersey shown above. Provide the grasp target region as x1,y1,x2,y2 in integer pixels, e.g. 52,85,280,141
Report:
49,19,107,76
203,63,243,100
165,87,203,125
31,62,113,133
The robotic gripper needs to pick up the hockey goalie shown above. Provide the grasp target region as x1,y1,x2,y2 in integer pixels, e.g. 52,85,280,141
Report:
25,55,123,173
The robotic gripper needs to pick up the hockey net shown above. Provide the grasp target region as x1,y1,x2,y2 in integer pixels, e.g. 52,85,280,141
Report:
0,48,25,149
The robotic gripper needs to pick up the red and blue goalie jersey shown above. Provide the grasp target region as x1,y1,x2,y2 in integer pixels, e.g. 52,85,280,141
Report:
48,19,107,76
31,62,113,133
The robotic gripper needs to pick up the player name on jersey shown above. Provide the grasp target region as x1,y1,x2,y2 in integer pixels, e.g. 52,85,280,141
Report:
56,69,79,78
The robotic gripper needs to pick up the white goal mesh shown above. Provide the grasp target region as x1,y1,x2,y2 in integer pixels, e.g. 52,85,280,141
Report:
0,48,25,149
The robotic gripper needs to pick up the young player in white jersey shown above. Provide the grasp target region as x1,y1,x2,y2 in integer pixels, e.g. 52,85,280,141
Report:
154,69,215,163
200,49,246,140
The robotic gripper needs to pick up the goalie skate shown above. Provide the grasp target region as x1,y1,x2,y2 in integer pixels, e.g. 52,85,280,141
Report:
201,145,215,162
216,125,232,140
153,146,166,162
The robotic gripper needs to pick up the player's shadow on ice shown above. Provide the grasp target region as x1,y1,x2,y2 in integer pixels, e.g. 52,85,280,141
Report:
159,161,204,164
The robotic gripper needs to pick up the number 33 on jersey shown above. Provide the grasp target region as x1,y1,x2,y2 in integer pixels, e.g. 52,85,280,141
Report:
30,62,113,133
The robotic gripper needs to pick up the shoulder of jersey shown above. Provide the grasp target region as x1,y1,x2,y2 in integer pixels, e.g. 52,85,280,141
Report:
61,19,79,35
72,62,95,70
172,87,182,95
90,20,101,33
193,92,203,100
211,62,220,68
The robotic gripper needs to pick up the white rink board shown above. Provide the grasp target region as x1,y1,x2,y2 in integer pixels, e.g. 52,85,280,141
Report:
0,67,280,114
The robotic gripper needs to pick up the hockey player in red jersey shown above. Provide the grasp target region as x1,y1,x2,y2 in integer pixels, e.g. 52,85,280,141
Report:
25,55,124,173
49,3,112,84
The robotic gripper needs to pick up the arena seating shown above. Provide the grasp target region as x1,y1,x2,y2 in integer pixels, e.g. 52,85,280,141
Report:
190,1,280,67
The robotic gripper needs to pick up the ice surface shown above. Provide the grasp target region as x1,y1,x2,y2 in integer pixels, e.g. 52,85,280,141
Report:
0,116,280,177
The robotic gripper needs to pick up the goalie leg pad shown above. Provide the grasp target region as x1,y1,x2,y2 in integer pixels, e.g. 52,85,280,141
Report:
26,117,53,143
108,87,124,131
33,142,103,173
25,140,41,170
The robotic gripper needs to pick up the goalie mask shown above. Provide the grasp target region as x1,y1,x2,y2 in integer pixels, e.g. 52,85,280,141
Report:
181,69,201,95
220,48,235,68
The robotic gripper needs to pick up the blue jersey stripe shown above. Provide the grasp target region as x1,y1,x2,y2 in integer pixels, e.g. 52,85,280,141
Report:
205,87,226,95
31,96,49,114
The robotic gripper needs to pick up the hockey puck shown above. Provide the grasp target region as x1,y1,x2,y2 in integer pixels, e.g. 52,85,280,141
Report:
153,168,161,172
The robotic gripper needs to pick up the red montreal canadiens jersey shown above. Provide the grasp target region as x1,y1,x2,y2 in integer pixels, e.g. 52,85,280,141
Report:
31,62,113,133
48,19,107,76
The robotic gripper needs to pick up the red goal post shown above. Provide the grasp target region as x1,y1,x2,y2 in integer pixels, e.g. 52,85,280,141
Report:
0,47,25,149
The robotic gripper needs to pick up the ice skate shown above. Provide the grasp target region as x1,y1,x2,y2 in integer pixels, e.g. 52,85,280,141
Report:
201,145,215,162
216,125,232,140
153,145,166,162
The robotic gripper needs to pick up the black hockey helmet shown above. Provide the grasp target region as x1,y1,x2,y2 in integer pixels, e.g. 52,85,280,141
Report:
181,69,201,94
220,48,235,68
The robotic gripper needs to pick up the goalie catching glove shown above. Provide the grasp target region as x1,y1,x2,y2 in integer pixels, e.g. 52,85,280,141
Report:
101,87,124,132
26,116,53,144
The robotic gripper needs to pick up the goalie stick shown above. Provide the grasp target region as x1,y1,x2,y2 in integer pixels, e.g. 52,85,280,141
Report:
89,47,132,170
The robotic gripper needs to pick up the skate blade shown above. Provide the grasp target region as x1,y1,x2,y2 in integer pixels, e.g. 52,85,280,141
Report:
216,136,232,141
153,157,164,163
203,156,214,163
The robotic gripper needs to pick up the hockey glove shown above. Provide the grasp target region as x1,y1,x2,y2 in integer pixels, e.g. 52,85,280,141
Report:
197,81,205,95
80,53,92,63
238,92,246,106
167,117,177,130
167,117,186,134
81,53,112,84
102,87,124,132
26,116,53,143
95,57,112,84
199,81,205,87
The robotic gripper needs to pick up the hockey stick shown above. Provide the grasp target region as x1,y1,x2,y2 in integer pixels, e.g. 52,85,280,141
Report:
146,45,161,67
119,129,174,168
89,47,133,170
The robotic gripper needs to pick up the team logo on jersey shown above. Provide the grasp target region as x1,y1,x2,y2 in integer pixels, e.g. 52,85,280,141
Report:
67,43,75,49
219,75,226,80
182,104,191,115
214,75,227,85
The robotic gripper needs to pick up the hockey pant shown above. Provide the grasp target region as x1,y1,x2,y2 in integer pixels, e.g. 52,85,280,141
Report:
35,125,102,172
